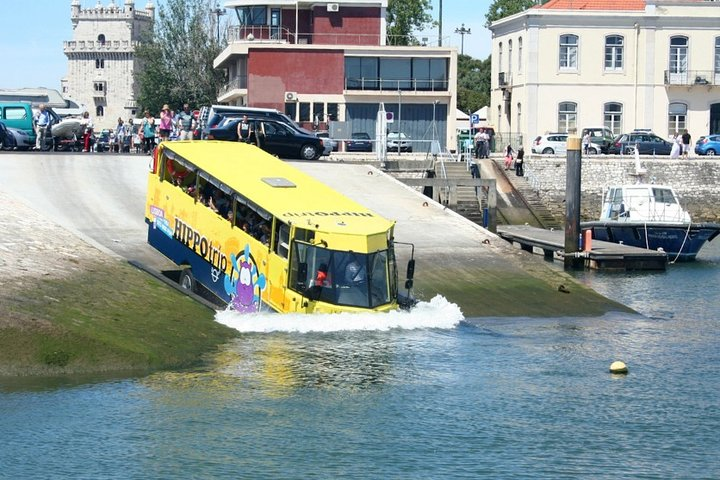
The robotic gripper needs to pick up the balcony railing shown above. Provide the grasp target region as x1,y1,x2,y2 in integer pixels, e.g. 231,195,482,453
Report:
218,76,248,97
344,77,449,92
226,26,447,48
498,72,512,88
664,70,720,86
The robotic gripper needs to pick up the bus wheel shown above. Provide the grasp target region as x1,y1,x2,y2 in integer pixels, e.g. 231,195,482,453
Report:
179,269,196,293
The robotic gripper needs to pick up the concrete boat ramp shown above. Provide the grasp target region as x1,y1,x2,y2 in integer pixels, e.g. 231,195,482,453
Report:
0,153,629,318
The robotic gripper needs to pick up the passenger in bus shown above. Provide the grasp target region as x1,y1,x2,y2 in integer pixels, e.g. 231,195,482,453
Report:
209,189,230,217
258,223,271,245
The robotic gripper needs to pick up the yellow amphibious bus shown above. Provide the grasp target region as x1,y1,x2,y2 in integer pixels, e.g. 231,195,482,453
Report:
145,141,415,313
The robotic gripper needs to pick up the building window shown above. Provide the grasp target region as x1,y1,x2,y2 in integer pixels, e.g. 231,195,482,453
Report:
516,102,522,138
327,103,339,121
668,102,687,135
604,102,623,134
669,36,688,81
97,34,106,45
285,102,297,121
94,82,105,92
604,35,623,71
237,6,266,26
559,34,578,70
345,57,448,91
96,58,105,69
345,57,379,90
379,58,412,90
96,105,104,117
557,102,577,133
299,102,310,122
508,40,513,76
498,42,503,74
518,37,523,73
715,37,720,80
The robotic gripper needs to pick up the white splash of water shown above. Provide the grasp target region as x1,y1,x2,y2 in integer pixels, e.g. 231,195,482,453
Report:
214,295,464,333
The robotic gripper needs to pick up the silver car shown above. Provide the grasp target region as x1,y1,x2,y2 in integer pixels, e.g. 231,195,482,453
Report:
5,126,33,150
532,133,602,155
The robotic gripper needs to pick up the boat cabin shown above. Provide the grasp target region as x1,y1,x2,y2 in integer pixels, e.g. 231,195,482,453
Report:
600,184,691,223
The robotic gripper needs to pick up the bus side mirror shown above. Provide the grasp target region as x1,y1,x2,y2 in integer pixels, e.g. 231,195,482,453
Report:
406,259,415,280
405,279,414,290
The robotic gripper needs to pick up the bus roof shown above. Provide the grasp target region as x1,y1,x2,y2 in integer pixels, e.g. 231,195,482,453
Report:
159,141,395,236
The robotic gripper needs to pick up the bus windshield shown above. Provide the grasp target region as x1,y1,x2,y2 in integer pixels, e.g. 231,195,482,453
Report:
289,242,393,308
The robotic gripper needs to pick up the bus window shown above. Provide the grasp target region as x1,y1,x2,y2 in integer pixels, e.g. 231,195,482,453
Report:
275,221,290,258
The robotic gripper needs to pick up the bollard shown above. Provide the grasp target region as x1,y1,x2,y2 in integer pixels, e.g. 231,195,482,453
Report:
582,229,592,252
564,135,583,270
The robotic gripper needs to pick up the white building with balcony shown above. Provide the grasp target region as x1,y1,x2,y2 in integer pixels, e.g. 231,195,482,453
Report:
489,0,720,148
214,0,458,150
63,0,154,130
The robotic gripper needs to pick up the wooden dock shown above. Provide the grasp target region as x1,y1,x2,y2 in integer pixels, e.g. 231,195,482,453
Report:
497,225,667,271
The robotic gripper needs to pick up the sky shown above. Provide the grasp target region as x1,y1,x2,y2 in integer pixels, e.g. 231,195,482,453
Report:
0,0,492,90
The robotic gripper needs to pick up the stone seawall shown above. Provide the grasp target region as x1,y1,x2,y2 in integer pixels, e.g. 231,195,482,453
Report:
523,157,720,222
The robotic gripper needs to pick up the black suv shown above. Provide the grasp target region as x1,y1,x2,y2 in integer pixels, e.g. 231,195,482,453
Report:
607,132,673,155
207,117,325,160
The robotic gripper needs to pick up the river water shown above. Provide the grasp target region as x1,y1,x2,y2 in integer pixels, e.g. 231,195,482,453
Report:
2,242,719,479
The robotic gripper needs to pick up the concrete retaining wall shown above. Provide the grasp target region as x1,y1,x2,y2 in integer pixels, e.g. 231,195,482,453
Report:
524,157,720,222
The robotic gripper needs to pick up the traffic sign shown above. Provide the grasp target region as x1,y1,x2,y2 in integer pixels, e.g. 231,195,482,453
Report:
471,114,480,125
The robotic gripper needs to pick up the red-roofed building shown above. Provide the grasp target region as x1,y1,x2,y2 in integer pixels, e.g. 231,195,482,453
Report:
212,0,459,152
489,0,720,150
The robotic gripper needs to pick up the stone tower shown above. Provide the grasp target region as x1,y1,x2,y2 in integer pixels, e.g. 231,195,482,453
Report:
63,0,154,130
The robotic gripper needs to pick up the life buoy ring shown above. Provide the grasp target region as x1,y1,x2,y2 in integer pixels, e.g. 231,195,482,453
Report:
166,159,188,183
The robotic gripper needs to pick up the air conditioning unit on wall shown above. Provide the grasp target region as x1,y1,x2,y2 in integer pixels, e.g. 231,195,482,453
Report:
327,3,339,12
285,91,298,102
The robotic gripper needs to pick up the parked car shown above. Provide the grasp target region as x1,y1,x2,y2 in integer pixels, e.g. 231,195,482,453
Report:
581,127,615,153
207,118,325,160
94,131,112,152
532,132,604,155
0,121,13,150
8,126,34,150
607,132,673,155
694,135,720,156
387,132,412,152
345,132,373,152
317,132,338,152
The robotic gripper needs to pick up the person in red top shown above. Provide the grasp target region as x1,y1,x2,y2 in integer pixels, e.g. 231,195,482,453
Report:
315,263,328,287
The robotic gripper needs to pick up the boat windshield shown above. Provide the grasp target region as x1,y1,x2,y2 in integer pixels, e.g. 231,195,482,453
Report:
289,242,393,308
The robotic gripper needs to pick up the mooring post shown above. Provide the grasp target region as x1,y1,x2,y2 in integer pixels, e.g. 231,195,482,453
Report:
564,134,583,270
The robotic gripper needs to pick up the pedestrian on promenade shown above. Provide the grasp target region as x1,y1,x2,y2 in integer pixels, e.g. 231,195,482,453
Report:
681,129,691,159
158,104,173,142
582,132,591,155
34,104,51,150
504,144,515,170
115,117,125,153
80,111,93,152
237,115,254,143
515,146,525,176
670,132,681,159
176,104,195,140
142,110,155,154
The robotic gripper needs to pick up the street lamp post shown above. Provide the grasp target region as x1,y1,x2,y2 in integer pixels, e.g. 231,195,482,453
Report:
438,0,443,47
455,24,471,55
211,6,226,44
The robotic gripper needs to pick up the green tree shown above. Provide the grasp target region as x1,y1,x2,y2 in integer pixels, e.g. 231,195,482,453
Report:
456,54,491,115
136,0,226,114
386,0,434,45
485,0,538,28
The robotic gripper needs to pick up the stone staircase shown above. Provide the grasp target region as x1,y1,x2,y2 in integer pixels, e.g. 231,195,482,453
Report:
493,159,563,229
435,160,485,225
